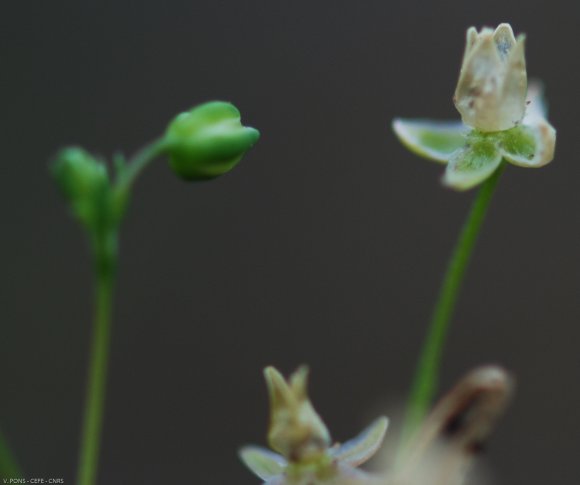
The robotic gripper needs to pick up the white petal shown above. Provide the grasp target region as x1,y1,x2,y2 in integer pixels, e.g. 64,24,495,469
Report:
454,31,503,131
392,119,468,163
498,34,527,126
524,81,549,120
454,25,527,132
336,463,382,484
263,477,286,485
330,416,388,467
500,83,556,167
239,446,287,480
461,27,479,66
493,23,517,59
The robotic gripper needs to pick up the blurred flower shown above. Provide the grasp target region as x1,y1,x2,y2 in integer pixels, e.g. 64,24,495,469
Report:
52,147,110,229
392,366,512,485
239,367,388,485
164,101,260,181
393,24,556,191
240,366,512,485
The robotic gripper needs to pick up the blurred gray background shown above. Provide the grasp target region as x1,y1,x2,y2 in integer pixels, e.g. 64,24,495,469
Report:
2,0,579,483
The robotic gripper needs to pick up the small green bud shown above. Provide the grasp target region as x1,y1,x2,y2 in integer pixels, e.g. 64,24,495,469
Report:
164,101,260,181
52,147,108,199
52,147,110,228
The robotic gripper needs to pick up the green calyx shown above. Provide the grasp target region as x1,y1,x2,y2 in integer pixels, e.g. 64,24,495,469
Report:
164,101,260,181
496,125,536,162
393,118,549,190
444,133,503,190
446,127,537,190
52,147,113,231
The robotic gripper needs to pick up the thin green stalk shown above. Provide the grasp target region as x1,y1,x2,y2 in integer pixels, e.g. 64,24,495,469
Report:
401,163,505,445
77,234,117,485
76,139,164,485
0,427,22,479
116,138,167,192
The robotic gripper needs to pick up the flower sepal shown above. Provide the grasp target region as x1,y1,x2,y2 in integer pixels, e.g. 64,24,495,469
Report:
392,119,468,163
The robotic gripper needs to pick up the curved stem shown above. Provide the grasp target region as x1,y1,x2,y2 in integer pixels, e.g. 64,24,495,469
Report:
116,138,168,192
401,164,505,445
0,427,22,479
77,233,117,485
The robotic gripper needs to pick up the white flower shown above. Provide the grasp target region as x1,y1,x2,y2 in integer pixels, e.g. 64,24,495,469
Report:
239,367,388,485
239,366,512,485
454,24,527,132
393,23,556,191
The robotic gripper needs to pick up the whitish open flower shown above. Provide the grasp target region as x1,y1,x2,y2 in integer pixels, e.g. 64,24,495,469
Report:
240,366,512,485
239,367,388,485
393,24,556,191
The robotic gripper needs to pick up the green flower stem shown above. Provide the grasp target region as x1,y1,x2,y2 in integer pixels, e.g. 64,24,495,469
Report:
77,232,117,485
0,427,22,479
76,141,167,485
401,163,505,446
116,138,168,192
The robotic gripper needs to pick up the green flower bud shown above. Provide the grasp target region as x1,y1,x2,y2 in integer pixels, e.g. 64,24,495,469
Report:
52,147,110,228
164,101,260,181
